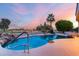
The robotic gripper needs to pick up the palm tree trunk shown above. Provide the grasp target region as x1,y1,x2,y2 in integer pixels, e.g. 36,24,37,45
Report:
50,22,52,28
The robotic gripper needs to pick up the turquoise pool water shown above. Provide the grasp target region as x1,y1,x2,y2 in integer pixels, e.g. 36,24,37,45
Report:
6,35,67,50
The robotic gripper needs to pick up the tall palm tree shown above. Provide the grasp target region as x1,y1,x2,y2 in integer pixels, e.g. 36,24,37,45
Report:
46,14,55,28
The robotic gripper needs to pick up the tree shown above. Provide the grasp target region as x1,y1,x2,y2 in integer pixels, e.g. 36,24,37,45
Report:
46,13,55,27
41,22,50,33
55,20,73,33
0,18,11,31
36,24,42,31
36,22,54,33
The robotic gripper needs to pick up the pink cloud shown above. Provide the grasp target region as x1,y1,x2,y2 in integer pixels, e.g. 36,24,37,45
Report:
24,16,46,29
12,4,28,15
52,4,76,21
33,5,48,16
24,5,49,29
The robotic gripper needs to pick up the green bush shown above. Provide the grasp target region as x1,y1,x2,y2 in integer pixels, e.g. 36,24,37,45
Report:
55,20,73,32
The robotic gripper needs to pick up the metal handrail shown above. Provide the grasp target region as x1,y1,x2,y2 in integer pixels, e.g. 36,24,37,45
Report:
1,32,29,48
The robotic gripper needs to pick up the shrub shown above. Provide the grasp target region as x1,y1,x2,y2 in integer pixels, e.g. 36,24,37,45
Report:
55,20,73,33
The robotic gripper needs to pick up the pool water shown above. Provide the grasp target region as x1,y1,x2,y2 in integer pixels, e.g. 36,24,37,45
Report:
5,35,67,50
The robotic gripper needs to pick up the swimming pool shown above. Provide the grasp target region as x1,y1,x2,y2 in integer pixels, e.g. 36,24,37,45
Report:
5,35,68,50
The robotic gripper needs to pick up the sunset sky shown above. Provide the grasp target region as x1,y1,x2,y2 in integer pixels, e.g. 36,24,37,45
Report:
0,3,77,29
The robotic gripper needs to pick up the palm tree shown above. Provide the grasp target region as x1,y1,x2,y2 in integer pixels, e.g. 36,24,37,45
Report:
46,13,55,28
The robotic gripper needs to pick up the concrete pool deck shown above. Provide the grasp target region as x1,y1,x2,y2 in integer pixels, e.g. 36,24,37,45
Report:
0,37,79,56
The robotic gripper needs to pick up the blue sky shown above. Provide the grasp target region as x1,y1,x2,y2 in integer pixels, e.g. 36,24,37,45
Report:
0,3,77,29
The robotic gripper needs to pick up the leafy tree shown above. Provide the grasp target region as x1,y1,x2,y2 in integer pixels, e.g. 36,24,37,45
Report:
0,18,11,31
55,20,73,33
